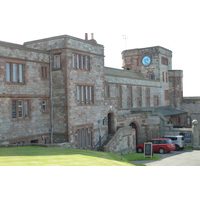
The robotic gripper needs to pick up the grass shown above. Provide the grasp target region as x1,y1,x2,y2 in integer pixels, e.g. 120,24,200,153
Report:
0,146,135,166
184,146,193,150
122,153,162,161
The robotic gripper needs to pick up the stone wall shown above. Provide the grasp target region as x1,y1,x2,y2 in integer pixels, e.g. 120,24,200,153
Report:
0,42,50,143
181,97,200,128
103,126,136,155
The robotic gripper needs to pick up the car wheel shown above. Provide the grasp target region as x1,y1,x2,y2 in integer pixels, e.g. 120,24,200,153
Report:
175,145,180,151
137,147,143,153
159,148,165,154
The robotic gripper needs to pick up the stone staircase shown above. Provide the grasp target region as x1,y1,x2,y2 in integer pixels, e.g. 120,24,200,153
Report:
99,134,114,151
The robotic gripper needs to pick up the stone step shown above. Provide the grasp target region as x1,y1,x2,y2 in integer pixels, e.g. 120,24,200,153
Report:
98,134,114,151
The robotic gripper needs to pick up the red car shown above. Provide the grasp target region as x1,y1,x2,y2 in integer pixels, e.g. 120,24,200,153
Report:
136,138,176,154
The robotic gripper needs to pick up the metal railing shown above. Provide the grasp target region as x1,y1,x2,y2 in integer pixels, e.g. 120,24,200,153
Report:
91,131,108,151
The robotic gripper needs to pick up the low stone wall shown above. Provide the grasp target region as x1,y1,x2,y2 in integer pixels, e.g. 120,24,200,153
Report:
103,126,136,155
0,142,75,148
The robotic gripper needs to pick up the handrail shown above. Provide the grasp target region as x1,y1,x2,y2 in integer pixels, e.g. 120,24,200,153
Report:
91,131,108,151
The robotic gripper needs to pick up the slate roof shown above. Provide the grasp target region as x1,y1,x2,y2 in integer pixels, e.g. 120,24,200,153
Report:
152,106,187,116
131,106,188,116
104,67,145,79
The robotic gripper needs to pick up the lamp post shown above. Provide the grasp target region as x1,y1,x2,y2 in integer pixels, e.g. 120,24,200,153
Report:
98,119,102,150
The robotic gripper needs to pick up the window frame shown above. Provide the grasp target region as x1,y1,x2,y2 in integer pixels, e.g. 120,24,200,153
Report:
105,84,110,98
42,99,47,113
6,62,25,84
145,87,150,107
41,66,48,79
11,99,31,120
127,85,133,108
161,57,169,65
53,54,61,70
136,87,142,107
72,53,90,71
76,85,94,105
116,85,122,108
74,125,93,149
153,95,159,106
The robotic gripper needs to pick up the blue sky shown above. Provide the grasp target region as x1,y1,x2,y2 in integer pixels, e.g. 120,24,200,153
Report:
1,0,200,96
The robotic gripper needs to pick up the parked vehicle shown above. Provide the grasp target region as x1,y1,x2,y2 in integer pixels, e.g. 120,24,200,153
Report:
162,135,185,150
136,138,176,154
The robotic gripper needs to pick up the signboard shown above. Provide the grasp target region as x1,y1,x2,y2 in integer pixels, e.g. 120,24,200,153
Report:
144,142,153,158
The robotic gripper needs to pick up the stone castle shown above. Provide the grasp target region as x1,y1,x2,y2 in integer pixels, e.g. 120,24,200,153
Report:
0,33,199,153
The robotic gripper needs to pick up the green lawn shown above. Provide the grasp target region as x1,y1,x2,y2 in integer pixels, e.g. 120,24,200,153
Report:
122,153,162,161
0,146,135,166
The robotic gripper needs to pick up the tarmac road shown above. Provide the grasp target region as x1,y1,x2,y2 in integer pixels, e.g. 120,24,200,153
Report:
131,149,200,166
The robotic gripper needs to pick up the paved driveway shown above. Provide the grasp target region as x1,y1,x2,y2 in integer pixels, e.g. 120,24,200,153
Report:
131,149,200,166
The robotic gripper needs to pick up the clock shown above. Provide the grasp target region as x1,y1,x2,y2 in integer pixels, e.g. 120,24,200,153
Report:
142,56,151,66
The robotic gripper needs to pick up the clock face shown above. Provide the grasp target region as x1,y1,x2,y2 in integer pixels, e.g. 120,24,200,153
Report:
142,56,151,66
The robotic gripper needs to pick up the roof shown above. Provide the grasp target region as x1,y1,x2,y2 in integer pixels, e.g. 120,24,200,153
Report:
131,106,188,116
104,67,145,79
153,106,187,116
24,34,103,47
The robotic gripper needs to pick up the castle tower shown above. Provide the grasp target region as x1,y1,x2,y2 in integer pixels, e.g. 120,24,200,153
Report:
121,46,172,81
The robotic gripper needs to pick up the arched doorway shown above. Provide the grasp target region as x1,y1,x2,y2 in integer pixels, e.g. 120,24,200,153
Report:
129,122,139,145
108,112,115,135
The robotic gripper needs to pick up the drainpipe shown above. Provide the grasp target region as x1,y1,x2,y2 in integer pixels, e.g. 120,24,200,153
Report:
50,52,54,144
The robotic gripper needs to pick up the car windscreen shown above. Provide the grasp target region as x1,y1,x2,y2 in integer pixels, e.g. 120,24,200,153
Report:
166,139,172,144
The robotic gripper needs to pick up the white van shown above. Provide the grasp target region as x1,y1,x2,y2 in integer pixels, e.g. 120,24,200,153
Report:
163,135,185,150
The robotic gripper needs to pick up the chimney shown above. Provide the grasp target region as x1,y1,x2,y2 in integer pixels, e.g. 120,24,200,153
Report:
85,33,88,40
91,33,94,40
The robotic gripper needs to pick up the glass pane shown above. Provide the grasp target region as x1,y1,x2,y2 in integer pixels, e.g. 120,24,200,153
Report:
19,64,23,82
24,100,29,117
80,129,82,148
89,87,93,103
75,130,78,148
81,86,85,103
88,128,92,146
12,100,16,118
82,56,85,69
6,63,11,82
77,86,80,103
85,86,88,103
76,55,79,69
84,128,87,147
18,100,23,118
85,56,89,70
79,55,82,69
42,100,46,112
54,55,61,68
72,54,75,68
12,64,17,82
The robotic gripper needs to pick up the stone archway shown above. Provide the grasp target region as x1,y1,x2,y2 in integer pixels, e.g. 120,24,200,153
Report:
129,121,140,145
108,112,115,135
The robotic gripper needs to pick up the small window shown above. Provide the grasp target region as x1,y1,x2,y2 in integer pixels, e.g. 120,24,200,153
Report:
41,66,48,79
161,57,168,65
105,84,110,98
74,126,93,149
77,85,94,104
42,100,47,112
72,54,90,70
54,54,61,69
30,140,38,143
6,63,24,83
12,99,30,119
159,140,166,144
